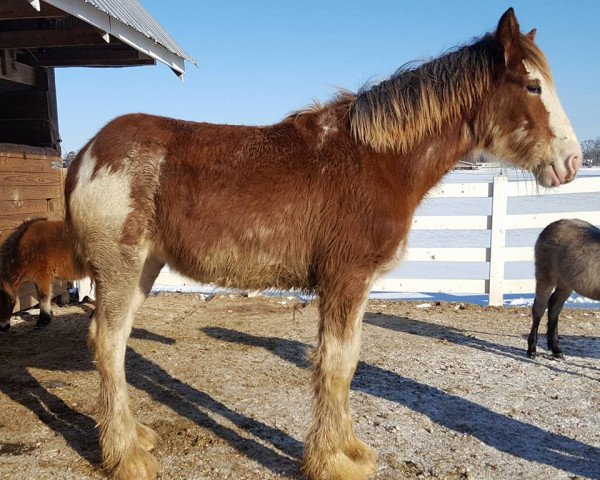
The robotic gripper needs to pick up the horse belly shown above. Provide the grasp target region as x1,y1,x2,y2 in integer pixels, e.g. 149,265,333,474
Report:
158,220,312,291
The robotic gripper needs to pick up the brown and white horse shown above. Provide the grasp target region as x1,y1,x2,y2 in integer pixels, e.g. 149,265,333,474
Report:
65,9,581,480
0,219,85,331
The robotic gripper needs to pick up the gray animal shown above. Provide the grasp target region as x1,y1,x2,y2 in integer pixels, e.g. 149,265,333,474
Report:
528,218,600,358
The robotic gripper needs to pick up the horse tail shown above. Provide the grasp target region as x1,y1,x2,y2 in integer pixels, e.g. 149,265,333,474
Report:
63,142,93,278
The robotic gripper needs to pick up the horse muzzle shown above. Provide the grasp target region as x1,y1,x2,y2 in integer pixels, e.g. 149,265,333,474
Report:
538,141,582,188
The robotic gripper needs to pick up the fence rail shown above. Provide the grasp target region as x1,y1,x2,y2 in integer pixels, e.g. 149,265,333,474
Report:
369,173,600,304
117,173,600,306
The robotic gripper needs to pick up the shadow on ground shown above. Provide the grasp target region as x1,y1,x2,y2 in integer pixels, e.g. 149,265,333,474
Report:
204,321,600,479
0,307,301,478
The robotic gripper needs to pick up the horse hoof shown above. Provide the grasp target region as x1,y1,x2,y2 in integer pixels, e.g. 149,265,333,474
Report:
345,438,377,475
526,350,536,359
35,311,53,330
111,446,159,480
552,352,565,360
302,450,374,480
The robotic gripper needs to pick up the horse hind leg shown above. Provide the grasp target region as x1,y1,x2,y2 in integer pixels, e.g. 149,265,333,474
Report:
302,275,376,480
89,247,164,480
528,280,554,358
34,281,54,330
546,284,572,359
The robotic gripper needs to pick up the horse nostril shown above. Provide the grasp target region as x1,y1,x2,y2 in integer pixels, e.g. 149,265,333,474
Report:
0,323,10,332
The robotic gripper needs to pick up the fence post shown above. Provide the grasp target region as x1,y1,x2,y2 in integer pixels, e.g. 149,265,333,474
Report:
488,172,508,306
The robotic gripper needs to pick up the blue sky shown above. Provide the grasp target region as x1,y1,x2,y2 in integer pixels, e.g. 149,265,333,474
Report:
56,0,600,153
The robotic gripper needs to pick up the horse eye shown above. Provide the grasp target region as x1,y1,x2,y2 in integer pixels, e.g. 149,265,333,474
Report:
527,84,542,95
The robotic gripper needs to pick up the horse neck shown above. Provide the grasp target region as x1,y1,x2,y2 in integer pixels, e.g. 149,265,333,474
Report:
369,119,474,207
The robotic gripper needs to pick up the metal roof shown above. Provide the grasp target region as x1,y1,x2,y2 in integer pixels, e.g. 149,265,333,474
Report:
82,0,196,65
41,0,196,76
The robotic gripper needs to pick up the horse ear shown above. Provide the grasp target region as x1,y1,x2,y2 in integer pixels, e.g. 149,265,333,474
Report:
526,28,537,41
496,8,521,65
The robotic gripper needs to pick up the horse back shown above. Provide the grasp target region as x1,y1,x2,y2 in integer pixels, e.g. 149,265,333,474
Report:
535,219,600,299
66,113,409,290
18,220,83,283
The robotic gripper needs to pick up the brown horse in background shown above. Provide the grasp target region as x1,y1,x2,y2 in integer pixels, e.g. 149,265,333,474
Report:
0,219,85,331
65,9,581,480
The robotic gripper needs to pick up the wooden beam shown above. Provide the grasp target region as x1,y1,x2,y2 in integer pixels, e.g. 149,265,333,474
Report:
0,156,59,173
19,47,155,67
0,28,108,48
0,171,62,187
0,198,51,216
0,184,62,201
0,50,35,86
0,1,65,20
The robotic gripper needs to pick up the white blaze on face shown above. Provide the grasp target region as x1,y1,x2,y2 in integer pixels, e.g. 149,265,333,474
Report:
523,60,582,186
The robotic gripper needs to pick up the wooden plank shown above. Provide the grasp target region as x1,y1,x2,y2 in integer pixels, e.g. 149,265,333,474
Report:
0,58,35,86
0,209,63,231
0,184,62,201
48,197,64,213
47,210,63,221
411,215,491,230
23,47,155,67
504,279,536,294
372,278,488,294
0,215,26,231
0,144,60,159
488,175,508,306
154,269,489,295
0,198,49,216
425,177,600,199
507,177,600,197
505,247,534,262
0,171,61,187
506,211,600,229
0,156,60,172
404,247,489,262
0,28,108,49
427,182,492,198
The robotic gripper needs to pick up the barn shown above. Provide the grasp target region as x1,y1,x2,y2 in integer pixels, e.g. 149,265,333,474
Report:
0,0,195,310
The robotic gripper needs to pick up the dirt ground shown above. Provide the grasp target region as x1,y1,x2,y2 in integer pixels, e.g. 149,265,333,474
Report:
0,293,598,480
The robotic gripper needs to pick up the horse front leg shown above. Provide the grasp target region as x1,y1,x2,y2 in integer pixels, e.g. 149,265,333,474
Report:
302,276,376,480
546,285,571,359
528,281,554,358
34,281,53,329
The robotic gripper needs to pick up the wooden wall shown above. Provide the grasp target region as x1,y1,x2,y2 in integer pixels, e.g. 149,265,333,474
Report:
0,66,61,151
0,143,68,311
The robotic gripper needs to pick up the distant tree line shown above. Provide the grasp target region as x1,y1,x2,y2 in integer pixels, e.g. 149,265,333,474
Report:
62,150,77,167
581,137,600,166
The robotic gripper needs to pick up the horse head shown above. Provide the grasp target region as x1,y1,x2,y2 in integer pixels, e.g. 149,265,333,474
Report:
476,8,581,187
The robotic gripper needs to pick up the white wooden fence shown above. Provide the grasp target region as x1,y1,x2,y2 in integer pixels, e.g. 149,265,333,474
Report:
372,174,600,305
79,174,600,306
